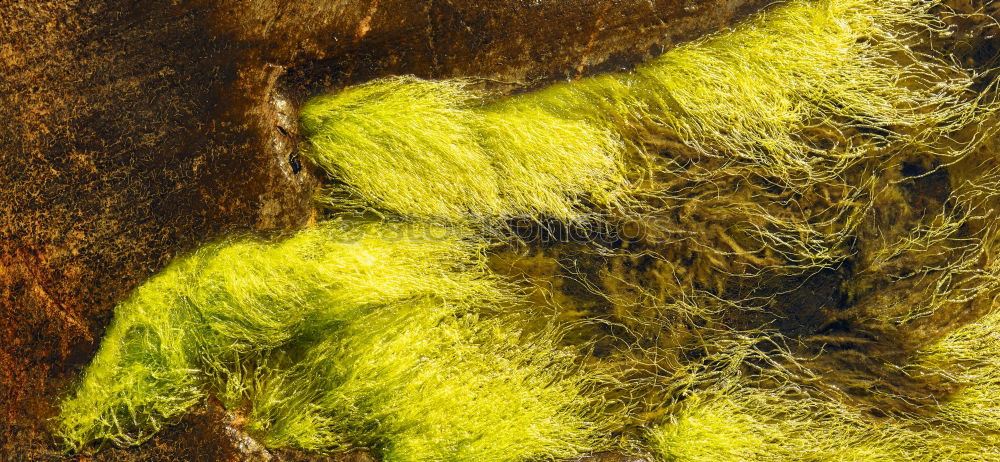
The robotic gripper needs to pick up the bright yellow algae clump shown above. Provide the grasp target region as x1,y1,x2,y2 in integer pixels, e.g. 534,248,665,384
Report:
300,0,997,226
647,386,998,462
249,303,611,460
57,221,612,460
300,77,628,223
915,306,1000,433
647,331,1000,462
650,389,905,462
60,0,1000,459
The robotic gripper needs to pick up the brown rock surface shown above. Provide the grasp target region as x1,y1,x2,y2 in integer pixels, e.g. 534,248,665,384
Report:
0,0,773,459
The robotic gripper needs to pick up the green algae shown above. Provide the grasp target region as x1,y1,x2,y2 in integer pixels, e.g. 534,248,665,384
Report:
648,384,1000,462
301,0,997,228
648,316,1000,462
915,305,1000,434
300,77,627,223
56,222,614,460
58,0,1000,459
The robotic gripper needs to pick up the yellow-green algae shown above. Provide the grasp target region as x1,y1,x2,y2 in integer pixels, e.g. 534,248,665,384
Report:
56,221,614,460
300,0,997,227
647,384,994,461
915,305,1000,435
648,309,1000,462
59,0,1000,459
300,0,1000,375
300,77,627,223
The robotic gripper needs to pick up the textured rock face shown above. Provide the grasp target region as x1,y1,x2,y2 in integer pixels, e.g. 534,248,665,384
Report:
0,0,773,458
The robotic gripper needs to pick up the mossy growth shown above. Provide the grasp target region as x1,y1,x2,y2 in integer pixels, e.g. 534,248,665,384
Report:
647,385,1000,462
481,0,1000,419
300,0,1000,363
60,0,1000,459
647,315,1000,462
300,77,628,224
300,0,997,230
915,305,1000,433
56,221,616,460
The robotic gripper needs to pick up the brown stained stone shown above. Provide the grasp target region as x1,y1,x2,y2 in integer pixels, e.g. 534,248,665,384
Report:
0,0,772,459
